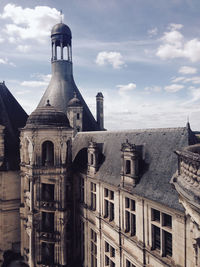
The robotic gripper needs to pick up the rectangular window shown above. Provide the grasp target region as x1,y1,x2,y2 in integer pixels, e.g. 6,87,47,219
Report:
125,160,131,174
41,242,54,264
104,241,115,267
151,209,172,257
104,188,115,222
42,212,54,232
77,113,80,120
126,259,136,267
90,182,96,211
124,197,136,236
90,229,97,267
42,183,54,201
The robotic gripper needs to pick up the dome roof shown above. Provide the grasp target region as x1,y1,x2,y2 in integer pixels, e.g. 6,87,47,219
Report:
51,23,71,37
68,92,82,107
26,101,70,128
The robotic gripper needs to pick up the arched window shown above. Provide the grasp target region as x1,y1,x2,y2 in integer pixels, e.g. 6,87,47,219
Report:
42,141,54,166
57,46,61,60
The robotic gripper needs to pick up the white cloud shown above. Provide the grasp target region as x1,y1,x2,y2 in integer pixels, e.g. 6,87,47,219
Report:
21,74,51,88
0,57,15,66
144,86,162,92
164,84,184,93
96,51,125,69
157,24,200,62
17,45,31,53
179,66,197,74
171,77,185,83
0,4,61,42
117,83,136,94
148,27,158,37
171,76,200,84
168,23,183,31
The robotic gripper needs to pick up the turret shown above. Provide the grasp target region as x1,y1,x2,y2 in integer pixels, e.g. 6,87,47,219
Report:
38,22,100,131
96,92,104,130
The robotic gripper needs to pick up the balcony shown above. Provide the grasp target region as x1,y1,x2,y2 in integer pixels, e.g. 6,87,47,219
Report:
39,231,60,242
172,144,200,210
40,200,57,211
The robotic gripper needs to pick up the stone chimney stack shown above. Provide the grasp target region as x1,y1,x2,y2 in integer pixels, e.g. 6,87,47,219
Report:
96,92,104,130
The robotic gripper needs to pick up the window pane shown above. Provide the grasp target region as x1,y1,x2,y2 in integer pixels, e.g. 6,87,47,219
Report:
105,255,109,266
105,188,108,197
152,209,160,222
131,199,135,211
125,211,130,232
153,225,160,250
105,242,109,252
104,200,109,218
110,202,114,221
163,213,172,228
164,231,172,257
125,197,130,208
131,214,136,236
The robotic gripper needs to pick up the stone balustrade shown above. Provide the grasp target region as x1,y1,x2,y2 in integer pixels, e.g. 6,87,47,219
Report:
173,144,200,204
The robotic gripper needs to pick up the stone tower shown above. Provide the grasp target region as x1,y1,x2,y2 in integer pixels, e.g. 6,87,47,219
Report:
20,102,73,266
38,23,101,131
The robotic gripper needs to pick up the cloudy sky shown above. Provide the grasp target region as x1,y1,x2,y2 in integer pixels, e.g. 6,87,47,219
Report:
1,0,200,131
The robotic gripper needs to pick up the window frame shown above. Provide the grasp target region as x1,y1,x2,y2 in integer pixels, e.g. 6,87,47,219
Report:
151,208,173,258
104,188,115,222
124,197,136,237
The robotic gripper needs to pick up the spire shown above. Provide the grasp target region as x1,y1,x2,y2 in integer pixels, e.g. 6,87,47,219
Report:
60,10,63,23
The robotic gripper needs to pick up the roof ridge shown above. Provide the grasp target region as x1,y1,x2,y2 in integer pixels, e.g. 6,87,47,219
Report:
77,127,187,135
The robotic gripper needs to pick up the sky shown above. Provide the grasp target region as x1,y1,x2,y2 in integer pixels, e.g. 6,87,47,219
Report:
1,0,200,131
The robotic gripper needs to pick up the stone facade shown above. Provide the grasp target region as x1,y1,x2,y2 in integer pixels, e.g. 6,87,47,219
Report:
1,21,200,267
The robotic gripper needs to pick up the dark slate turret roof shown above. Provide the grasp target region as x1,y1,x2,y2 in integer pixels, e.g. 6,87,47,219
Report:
26,101,70,128
72,127,197,211
0,82,28,170
51,23,72,37
38,61,100,131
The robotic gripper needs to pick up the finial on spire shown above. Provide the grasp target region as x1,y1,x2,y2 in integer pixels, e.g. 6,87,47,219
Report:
74,91,77,98
60,10,63,23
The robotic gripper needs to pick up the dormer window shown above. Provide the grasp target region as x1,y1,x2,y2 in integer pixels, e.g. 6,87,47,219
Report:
87,142,98,175
121,140,139,188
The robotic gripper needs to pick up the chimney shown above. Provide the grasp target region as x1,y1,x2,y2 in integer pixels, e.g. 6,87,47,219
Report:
96,92,104,130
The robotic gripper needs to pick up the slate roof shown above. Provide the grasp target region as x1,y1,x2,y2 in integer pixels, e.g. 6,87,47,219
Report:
72,127,197,211
38,62,100,132
0,82,28,170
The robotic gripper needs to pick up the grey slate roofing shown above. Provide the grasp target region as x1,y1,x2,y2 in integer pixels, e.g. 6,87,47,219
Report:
26,102,70,128
38,61,100,132
0,82,28,170
72,127,197,211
